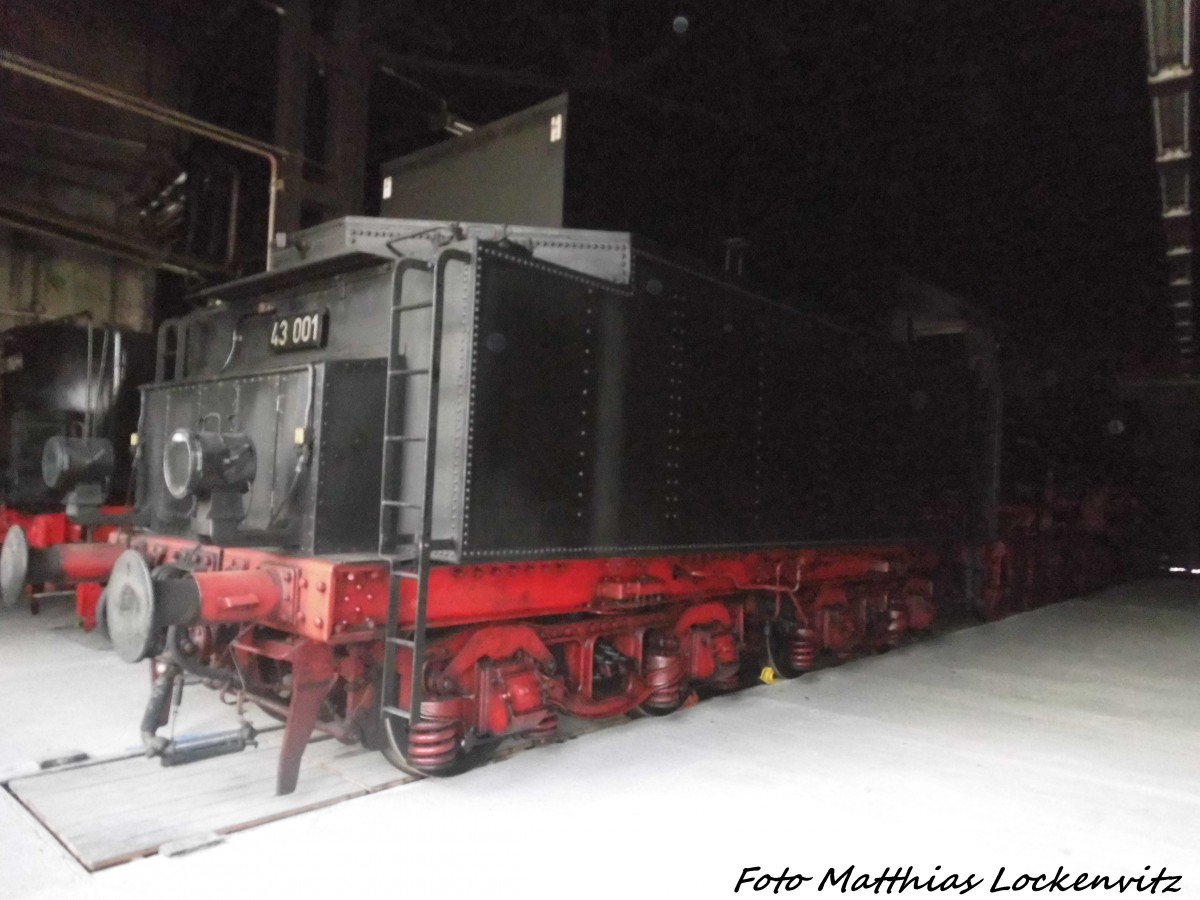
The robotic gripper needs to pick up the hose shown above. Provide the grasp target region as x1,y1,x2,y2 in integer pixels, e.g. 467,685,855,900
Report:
140,664,178,756
267,364,315,526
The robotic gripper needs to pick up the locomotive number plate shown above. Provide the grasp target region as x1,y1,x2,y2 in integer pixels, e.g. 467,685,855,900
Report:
269,311,327,353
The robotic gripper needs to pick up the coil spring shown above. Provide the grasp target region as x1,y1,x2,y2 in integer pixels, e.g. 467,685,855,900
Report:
531,711,558,741
407,719,460,772
886,603,909,647
788,628,818,671
643,653,686,710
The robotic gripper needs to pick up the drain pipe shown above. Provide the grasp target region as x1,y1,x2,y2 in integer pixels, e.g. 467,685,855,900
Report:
0,49,288,267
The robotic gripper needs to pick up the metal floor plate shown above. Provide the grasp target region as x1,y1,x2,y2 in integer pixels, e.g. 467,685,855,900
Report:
5,732,415,871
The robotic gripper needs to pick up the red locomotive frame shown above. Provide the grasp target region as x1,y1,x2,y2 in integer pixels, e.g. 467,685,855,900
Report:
111,532,939,793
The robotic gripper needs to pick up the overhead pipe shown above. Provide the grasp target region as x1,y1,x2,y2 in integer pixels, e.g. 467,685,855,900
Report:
0,49,289,267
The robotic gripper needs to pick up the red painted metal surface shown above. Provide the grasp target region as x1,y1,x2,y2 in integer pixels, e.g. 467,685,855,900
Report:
124,535,923,637
0,506,125,548
74,583,104,632
192,568,283,623
0,508,72,547
46,542,126,583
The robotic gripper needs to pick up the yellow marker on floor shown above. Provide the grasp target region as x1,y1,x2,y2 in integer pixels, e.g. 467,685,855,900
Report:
759,666,777,685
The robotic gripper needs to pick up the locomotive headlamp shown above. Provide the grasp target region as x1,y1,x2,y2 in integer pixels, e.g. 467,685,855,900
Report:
163,429,256,500
41,435,115,492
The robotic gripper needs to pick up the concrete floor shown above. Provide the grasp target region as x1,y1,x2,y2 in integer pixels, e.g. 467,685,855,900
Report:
0,580,1197,900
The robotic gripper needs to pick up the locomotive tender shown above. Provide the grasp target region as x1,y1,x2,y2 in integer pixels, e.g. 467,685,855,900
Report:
43,218,998,792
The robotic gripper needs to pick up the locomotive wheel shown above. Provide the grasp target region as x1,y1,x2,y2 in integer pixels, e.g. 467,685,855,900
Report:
378,716,497,778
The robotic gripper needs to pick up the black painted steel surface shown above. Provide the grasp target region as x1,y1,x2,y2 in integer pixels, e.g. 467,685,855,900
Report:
461,246,991,556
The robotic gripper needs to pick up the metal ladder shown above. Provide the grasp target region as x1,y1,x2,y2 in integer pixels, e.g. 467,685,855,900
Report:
378,251,464,742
